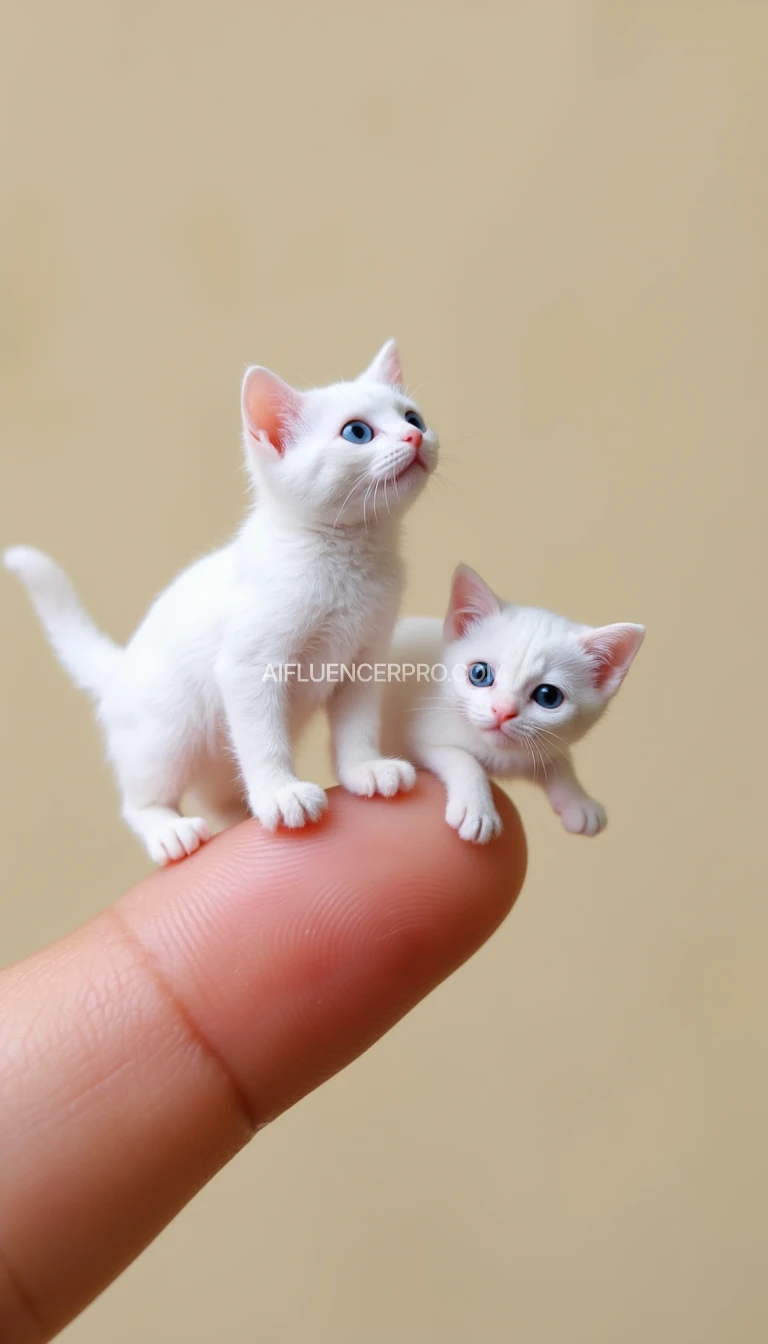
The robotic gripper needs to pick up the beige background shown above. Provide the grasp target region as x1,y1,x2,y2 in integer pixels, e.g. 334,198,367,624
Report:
1,1,767,1340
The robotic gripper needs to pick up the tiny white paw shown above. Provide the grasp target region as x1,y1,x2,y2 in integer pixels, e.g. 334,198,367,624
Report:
339,758,417,799
149,816,211,866
559,798,607,837
445,796,503,845
250,780,328,830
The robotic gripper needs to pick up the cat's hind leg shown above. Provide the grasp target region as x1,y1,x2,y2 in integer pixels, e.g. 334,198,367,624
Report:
107,717,211,865
122,803,211,865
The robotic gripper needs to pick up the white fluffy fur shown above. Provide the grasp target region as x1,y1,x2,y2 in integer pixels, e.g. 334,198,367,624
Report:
383,565,644,843
4,340,438,864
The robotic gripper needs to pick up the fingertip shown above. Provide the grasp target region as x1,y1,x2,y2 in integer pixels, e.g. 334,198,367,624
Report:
120,774,526,1122
0,777,526,1335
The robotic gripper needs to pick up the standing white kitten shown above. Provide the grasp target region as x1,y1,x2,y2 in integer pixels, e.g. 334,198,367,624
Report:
383,565,644,843
5,340,438,864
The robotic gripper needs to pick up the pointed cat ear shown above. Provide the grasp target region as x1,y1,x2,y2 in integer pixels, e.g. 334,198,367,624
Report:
581,623,645,694
359,339,405,391
241,366,304,456
444,564,502,641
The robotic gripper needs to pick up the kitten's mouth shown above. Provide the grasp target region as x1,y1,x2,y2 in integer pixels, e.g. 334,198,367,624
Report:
394,451,428,482
483,725,517,744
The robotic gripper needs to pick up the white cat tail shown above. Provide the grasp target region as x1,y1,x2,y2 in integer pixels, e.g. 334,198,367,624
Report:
3,546,122,697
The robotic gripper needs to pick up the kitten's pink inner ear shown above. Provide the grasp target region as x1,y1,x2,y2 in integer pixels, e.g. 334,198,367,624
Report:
361,339,405,391
242,367,303,455
582,623,645,691
445,564,501,640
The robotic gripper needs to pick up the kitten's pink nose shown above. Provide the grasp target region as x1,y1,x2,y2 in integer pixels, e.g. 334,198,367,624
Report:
492,704,519,726
402,428,423,449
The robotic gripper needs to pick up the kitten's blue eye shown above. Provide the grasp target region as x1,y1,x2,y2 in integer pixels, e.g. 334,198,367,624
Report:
468,661,494,687
341,420,374,444
532,684,564,708
404,411,426,432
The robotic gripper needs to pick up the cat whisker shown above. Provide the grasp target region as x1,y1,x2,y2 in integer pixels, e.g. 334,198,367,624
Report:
530,727,569,756
361,478,376,533
535,731,570,752
520,734,537,781
515,729,557,778
521,741,535,784
332,472,369,530
424,473,457,498
533,739,549,778
532,741,547,779
513,727,540,772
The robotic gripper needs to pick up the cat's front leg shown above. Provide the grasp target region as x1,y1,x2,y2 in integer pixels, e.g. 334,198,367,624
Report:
541,752,606,837
417,744,503,844
217,649,327,830
330,635,416,800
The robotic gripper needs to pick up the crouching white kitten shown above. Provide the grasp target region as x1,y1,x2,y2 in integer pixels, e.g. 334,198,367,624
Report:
383,565,644,843
5,340,438,864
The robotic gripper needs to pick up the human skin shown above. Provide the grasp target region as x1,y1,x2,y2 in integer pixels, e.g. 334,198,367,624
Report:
0,776,526,1342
